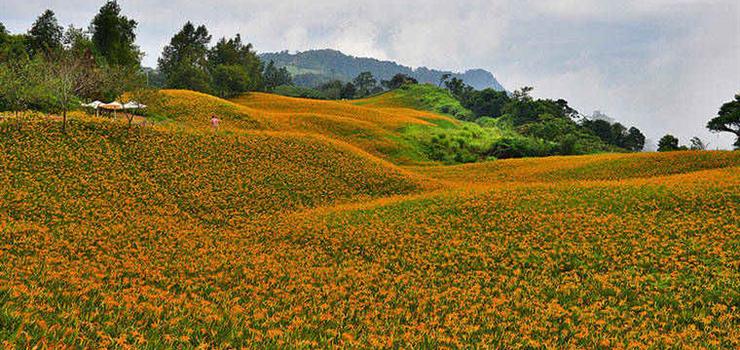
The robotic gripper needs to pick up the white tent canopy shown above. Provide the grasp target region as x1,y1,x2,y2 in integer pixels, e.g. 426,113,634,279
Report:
81,100,146,110
81,100,104,109
123,101,147,109
99,101,124,110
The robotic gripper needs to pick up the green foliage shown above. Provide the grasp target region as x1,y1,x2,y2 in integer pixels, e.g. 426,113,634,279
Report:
63,26,95,58
403,122,557,163
362,84,474,120
658,134,681,152
27,9,63,56
0,57,49,114
262,60,292,91
707,94,740,149
0,32,29,62
623,127,646,151
462,88,509,118
518,114,610,154
440,78,646,154
208,34,262,91
158,24,265,96
381,73,418,90
312,80,358,100
486,136,556,159
158,22,211,92
211,64,250,98
353,71,378,97
317,80,344,99
90,1,141,67
340,82,356,99
271,85,328,99
690,137,708,151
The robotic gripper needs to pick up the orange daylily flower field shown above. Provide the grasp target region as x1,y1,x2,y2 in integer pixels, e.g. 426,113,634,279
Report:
1,91,738,348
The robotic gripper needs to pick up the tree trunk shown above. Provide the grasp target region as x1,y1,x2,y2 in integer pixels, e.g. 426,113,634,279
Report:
62,109,67,134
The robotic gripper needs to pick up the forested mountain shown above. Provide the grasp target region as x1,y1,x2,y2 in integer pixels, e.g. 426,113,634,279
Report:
259,49,505,91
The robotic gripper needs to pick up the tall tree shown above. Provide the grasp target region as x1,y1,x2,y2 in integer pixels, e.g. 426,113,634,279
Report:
623,127,646,152
381,73,417,90
208,34,263,92
44,50,101,132
27,10,63,56
438,73,451,87
263,60,292,91
444,77,467,98
689,137,708,150
158,22,211,92
211,64,249,98
64,26,95,57
707,94,740,149
657,134,680,152
340,82,356,99
90,1,140,67
463,88,510,118
610,122,628,146
353,71,377,97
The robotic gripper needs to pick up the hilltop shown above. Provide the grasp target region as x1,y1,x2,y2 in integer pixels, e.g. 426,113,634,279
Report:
260,49,506,90
1,89,739,348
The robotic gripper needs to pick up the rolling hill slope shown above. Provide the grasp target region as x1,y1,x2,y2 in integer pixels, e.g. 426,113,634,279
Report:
1,89,739,348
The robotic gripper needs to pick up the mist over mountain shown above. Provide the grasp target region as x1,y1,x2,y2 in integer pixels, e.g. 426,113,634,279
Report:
259,49,505,91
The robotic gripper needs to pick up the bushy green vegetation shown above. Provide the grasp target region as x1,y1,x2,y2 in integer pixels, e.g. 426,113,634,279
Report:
441,77,647,153
0,3,147,131
157,24,266,98
360,84,619,163
358,84,473,120
271,85,329,99
402,121,554,164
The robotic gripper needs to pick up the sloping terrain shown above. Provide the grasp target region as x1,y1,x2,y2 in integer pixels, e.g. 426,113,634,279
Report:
1,90,739,348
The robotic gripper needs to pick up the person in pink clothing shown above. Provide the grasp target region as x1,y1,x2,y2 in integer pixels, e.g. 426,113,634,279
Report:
210,115,220,131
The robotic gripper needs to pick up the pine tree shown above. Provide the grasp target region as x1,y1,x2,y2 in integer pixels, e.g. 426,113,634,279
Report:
90,1,141,66
27,10,63,56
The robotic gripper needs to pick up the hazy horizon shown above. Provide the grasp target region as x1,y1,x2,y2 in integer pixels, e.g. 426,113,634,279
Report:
2,0,738,148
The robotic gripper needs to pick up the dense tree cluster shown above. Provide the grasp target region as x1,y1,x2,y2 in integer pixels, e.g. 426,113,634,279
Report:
157,23,293,98
657,134,682,152
0,2,147,131
438,76,647,153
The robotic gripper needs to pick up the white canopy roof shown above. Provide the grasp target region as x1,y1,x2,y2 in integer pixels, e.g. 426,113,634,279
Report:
123,101,147,109
83,100,147,110
81,100,104,108
99,101,124,110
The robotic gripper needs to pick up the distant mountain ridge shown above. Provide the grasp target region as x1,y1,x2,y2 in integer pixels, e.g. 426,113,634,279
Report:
259,49,505,91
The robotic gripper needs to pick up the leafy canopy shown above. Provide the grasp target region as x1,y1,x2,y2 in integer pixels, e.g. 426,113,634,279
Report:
27,9,63,55
90,1,141,67
707,94,740,149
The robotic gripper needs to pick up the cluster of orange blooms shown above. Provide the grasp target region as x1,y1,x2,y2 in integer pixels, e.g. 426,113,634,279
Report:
0,91,738,348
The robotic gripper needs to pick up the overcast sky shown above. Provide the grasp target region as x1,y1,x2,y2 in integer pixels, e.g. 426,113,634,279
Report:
2,0,739,148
